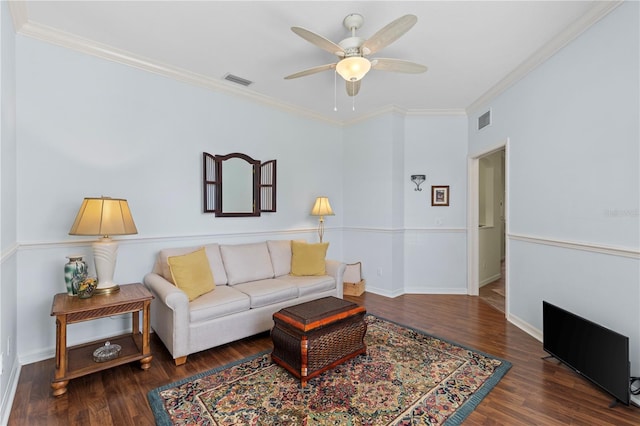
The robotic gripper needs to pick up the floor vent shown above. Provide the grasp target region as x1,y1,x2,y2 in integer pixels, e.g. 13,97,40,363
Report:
478,109,491,130
223,73,253,87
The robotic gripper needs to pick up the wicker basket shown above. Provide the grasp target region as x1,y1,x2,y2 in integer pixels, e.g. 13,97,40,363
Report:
344,279,365,296
343,262,365,296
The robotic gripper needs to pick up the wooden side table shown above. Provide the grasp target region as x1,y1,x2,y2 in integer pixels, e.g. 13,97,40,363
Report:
50,282,153,397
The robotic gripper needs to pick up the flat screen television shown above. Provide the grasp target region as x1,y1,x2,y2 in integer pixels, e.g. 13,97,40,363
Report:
543,301,630,406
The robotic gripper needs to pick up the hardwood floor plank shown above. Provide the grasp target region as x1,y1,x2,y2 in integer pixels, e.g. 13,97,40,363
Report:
8,293,639,425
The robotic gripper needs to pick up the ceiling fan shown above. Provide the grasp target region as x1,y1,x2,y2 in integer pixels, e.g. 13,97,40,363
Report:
284,13,427,96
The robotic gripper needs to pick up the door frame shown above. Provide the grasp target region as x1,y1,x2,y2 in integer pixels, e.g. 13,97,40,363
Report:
467,139,509,313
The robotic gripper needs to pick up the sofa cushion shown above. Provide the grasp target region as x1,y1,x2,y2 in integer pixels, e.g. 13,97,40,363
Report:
158,244,228,285
277,274,336,297
167,248,215,301
233,279,297,308
267,240,292,277
290,241,329,276
188,285,250,323
220,242,275,285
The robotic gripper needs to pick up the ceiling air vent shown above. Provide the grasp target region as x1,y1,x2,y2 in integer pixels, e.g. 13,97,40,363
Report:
478,109,491,130
223,73,253,87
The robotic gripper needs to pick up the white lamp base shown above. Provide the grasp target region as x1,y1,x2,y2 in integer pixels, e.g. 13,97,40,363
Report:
92,237,120,294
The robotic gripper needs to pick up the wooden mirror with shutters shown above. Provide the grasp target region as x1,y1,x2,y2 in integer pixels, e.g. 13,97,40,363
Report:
203,152,276,217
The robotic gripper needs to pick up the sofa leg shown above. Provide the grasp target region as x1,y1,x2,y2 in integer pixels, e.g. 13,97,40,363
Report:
174,356,187,366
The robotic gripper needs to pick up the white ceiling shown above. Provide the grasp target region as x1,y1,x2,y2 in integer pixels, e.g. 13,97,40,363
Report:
12,1,617,123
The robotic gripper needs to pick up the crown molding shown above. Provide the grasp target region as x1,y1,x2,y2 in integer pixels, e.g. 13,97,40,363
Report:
404,108,467,117
12,18,343,127
7,0,27,32
466,0,623,114
8,4,467,127
343,105,466,125
9,1,621,126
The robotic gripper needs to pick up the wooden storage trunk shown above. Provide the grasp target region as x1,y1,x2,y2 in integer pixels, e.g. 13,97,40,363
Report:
271,296,367,386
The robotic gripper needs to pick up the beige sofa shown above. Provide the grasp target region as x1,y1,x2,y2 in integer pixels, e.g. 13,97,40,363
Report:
143,240,346,365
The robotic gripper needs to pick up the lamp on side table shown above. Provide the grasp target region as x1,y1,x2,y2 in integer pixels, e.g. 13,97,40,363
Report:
69,196,138,294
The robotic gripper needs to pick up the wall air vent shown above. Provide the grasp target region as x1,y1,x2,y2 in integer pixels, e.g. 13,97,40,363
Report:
478,109,491,130
223,73,253,87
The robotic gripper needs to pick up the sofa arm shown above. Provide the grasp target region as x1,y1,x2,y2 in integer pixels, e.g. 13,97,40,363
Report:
326,259,346,298
144,272,188,309
143,272,190,359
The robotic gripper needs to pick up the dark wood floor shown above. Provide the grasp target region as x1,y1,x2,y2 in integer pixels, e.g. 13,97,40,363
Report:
9,293,639,425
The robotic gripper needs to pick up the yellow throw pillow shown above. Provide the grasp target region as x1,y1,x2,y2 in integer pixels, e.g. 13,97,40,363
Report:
167,247,215,301
290,241,329,276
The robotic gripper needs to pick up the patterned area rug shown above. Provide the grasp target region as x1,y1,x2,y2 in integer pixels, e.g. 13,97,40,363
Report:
148,315,511,425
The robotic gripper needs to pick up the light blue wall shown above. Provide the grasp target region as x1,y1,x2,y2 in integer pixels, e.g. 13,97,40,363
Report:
342,114,402,296
468,2,639,374
403,115,468,294
0,0,18,422
342,113,468,296
14,35,344,363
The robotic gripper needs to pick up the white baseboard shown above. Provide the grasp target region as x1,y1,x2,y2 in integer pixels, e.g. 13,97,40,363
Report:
631,393,640,407
0,362,21,426
479,273,501,287
402,287,468,295
507,312,542,342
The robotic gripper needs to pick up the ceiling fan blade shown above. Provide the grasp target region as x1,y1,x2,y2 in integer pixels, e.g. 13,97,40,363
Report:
291,27,345,56
284,63,336,80
371,58,427,73
361,15,417,55
346,80,361,97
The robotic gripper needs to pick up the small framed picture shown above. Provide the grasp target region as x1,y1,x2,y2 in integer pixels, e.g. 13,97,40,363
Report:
431,185,449,206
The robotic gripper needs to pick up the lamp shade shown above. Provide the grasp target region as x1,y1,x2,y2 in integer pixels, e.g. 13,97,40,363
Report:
69,197,138,237
310,197,334,217
335,57,371,82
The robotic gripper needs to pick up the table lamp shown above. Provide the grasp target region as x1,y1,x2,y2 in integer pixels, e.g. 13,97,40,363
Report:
69,197,138,294
310,196,334,243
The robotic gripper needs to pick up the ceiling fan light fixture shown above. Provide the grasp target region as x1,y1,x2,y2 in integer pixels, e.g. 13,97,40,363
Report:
336,56,371,82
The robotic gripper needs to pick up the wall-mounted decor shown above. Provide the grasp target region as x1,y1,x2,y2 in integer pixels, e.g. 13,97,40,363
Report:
410,174,426,191
431,185,449,206
202,152,276,217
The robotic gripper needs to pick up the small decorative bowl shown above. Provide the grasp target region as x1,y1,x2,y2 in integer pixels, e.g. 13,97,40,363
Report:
93,341,122,363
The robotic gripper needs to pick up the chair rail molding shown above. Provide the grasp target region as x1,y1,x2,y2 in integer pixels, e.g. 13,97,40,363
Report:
1,243,19,264
508,233,639,259
17,228,321,251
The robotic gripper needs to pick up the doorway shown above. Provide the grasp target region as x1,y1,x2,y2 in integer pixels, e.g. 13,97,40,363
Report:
467,141,508,315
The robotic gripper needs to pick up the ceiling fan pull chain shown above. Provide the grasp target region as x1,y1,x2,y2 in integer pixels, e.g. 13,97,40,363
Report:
334,70,338,111
352,83,356,111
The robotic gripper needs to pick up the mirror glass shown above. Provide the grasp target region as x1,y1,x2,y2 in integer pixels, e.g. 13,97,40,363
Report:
211,153,259,217
222,158,253,213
